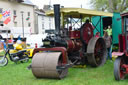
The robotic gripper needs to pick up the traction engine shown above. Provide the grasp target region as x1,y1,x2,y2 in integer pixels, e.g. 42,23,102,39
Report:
114,13,128,81
31,5,107,79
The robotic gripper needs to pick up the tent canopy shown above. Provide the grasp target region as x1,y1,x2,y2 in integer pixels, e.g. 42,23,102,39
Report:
46,8,113,18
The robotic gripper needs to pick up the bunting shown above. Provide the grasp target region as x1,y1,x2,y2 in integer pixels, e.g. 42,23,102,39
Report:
4,17,11,24
2,10,11,24
2,10,10,18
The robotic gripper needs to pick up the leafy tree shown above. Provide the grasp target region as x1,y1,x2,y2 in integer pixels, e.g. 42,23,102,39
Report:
90,0,128,12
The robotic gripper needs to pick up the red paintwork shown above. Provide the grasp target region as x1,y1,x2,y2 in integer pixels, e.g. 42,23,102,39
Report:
66,40,82,52
73,40,82,51
82,23,94,44
121,12,128,17
118,34,122,52
122,35,126,52
121,64,128,74
33,47,68,64
118,34,128,56
35,43,37,48
120,60,125,79
69,30,80,39
67,40,75,51
118,34,126,52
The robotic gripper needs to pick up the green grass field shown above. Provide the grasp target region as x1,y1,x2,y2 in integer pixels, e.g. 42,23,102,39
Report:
0,59,128,85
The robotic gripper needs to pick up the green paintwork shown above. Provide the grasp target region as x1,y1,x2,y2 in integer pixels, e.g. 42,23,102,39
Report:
112,13,122,44
92,13,122,44
92,16,103,36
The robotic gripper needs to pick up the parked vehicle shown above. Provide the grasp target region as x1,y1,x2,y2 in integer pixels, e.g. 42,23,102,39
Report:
30,4,113,79
0,43,29,66
113,12,128,81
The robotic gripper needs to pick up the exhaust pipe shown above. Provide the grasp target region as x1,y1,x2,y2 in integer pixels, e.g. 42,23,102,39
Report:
54,4,60,35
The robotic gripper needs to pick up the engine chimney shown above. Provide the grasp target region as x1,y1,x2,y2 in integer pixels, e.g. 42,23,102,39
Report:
54,4,60,35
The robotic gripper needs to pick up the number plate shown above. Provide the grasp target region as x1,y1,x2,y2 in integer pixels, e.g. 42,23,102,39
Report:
44,41,50,45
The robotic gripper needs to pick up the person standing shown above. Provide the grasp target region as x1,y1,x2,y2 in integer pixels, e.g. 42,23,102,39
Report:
103,32,112,60
8,34,14,44
105,26,112,38
95,32,100,38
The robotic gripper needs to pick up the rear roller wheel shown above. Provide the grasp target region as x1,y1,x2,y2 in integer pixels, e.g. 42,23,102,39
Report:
87,37,107,67
114,57,125,81
32,52,68,79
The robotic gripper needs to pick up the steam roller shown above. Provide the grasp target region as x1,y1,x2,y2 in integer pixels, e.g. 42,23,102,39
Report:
31,4,107,79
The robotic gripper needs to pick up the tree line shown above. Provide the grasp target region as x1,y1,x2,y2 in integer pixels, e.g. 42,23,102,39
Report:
90,0,128,12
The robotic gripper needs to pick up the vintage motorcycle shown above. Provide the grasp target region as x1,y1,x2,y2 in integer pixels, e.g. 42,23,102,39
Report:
0,43,29,67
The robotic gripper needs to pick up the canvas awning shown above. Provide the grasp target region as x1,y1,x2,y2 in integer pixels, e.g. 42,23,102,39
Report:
46,8,113,18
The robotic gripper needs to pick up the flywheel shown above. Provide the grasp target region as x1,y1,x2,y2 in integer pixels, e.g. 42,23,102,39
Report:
80,22,94,44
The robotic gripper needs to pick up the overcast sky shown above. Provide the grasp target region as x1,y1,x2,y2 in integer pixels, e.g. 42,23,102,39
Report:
30,0,91,9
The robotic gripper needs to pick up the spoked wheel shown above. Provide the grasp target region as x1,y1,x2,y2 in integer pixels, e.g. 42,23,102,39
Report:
0,56,8,67
87,37,107,67
114,57,125,81
57,54,68,79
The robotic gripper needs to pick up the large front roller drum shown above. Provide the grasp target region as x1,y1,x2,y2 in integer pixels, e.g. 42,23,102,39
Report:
32,52,68,79
87,37,107,67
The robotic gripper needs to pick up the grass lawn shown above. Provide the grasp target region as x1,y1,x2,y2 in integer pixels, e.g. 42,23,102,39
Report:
0,59,128,85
